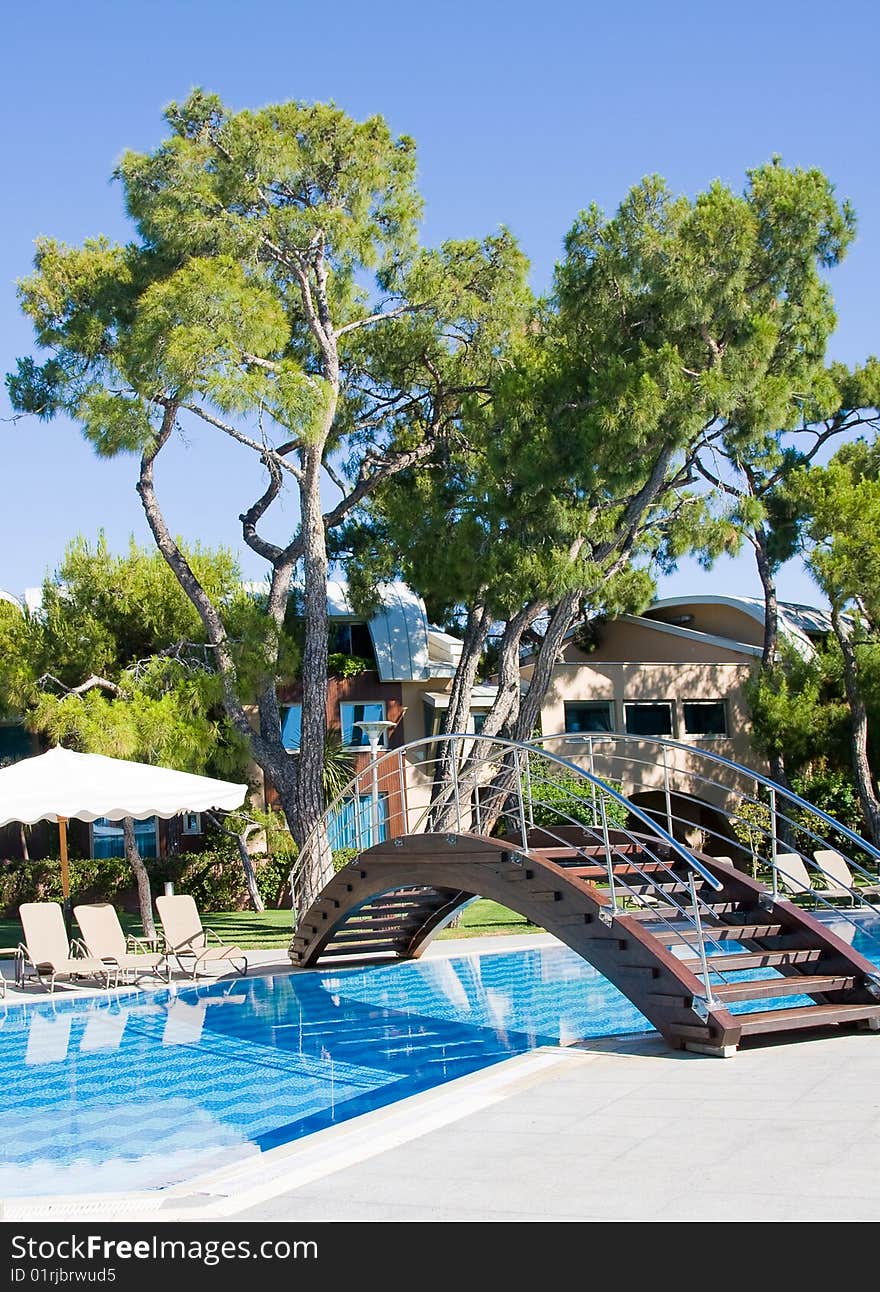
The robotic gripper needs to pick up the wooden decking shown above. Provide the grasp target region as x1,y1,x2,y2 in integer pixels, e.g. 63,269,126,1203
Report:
289,831,880,1056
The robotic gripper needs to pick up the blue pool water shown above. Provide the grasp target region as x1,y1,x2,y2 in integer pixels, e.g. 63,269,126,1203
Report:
2,914,879,1198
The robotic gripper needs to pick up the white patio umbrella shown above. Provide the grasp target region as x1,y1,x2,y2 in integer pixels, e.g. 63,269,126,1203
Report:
0,745,248,916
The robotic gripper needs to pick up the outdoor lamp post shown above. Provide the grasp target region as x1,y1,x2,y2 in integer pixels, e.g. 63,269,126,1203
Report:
353,718,397,846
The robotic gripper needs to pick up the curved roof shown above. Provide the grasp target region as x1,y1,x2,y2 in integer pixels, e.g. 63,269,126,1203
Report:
323,578,433,681
647,594,833,656
0,589,22,612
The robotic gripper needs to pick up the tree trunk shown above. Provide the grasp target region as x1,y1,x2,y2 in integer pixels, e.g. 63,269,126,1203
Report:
138,413,304,842
431,604,493,815
431,603,544,834
295,450,330,846
123,817,156,940
510,590,582,743
832,606,880,845
753,531,793,795
235,827,265,913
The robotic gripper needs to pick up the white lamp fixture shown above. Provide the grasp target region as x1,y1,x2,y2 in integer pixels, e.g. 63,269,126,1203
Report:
353,718,397,846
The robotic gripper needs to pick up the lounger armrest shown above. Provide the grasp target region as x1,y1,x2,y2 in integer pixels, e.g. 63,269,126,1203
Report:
127,933,162,954
70,937,92,959
203,927,228,947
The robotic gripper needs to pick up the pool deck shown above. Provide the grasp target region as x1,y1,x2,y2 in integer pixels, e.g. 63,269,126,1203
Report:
3,932,880,1223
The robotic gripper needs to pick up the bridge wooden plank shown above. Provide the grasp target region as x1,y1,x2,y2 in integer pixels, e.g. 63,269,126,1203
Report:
736,1003,880,1035
712,974,857,1002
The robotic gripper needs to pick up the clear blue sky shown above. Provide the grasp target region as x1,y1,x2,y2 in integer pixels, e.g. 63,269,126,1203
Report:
2,0,878,608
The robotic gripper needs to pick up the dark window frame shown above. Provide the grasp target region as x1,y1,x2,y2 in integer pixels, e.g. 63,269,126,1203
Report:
563,700,614,734
682,700,728,737
623,701,674,737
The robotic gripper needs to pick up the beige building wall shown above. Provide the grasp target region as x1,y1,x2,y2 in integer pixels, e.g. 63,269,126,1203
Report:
523,616,767,846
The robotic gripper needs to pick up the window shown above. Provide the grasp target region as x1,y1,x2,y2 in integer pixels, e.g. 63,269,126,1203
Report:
623,702,673,737
328,793,388,849
181,812,202,835
472,710,489,734
281,705,302,752
683,701,728,736
331,621,376,663
91,817,158,860
423,700,442,741
564,701,613,734
340,701,386,748
0,723,32,764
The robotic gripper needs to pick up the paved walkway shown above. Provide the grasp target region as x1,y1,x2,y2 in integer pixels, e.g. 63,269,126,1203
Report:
3,934,880,1223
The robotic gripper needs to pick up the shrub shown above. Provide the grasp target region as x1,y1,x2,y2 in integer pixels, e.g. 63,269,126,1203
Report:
528,762,630,830
0,856,132,917
332,847,359,872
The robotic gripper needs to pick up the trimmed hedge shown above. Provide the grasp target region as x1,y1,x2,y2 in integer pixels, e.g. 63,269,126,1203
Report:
0,849,295,918
0,845,360,918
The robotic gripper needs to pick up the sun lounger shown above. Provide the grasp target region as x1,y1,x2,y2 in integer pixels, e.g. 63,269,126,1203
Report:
74,903,170,985
774,851,871,908
17,902,118,993
156,894,248,979
773,853,815,898
812,850,880,906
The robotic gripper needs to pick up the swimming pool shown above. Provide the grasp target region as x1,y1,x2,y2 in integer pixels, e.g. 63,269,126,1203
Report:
3,914,879,1199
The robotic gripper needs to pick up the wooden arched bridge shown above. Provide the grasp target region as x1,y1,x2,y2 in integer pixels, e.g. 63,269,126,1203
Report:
288,735,880,1057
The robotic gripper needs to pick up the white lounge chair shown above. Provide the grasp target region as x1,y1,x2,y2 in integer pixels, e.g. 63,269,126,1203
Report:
17,902,118,993
156,894,248,979
74,903,170,985
773,853,815,898
812,850,880,906
774,851,864,908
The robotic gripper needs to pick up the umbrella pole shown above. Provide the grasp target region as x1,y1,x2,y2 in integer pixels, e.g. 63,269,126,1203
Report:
58,816,72,938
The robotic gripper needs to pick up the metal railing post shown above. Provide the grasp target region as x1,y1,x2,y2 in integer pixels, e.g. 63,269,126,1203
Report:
515,748,529,850
397,749,409,836
524,750,535,828
688,871,719,1013
769,785,779,902
600,796,618,915
588,736,598,827
450,738,462,831
663,746,674,838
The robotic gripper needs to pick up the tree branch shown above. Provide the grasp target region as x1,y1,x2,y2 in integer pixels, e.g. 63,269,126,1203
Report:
337,303,419,337
37,673,122,697
181,403,303,479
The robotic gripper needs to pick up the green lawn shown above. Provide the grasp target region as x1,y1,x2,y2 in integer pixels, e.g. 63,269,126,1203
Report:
0,899,541,954
434,899,544,939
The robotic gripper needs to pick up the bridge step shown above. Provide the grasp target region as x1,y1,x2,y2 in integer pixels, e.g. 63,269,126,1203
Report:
629,900,748,920
658,922,786,944
564,861,675,879
678,949,824,971
735,1003,880,1036
321,939,406,956
328,926,421,943
711,974,857,1002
